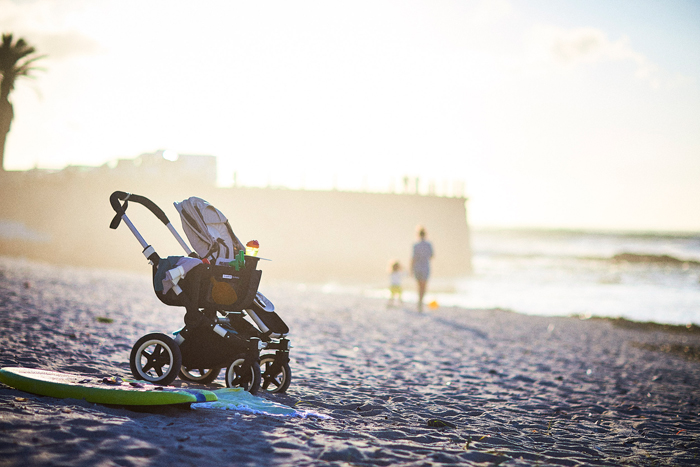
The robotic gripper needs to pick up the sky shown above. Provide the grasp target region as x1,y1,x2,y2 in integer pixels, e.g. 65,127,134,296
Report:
2,0,699,232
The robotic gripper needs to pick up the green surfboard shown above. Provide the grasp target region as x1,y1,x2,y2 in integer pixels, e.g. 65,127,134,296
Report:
0,367,218,406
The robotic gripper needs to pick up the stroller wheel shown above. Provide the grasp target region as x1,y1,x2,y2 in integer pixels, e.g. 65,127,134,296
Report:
259,354,292,394
179,367,221,384
225,357,261,394
130,333,182,385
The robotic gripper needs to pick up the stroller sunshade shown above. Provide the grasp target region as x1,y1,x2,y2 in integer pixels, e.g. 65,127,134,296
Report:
174,197,245,263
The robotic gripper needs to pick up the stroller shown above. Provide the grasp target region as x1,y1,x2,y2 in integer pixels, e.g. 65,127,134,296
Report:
109,191,291,394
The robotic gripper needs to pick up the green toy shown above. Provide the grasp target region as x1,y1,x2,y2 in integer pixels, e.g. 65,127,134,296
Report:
229,251,245,271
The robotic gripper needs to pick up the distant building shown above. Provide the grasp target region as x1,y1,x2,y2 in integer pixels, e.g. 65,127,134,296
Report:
106,150,217,185
8,151,218,186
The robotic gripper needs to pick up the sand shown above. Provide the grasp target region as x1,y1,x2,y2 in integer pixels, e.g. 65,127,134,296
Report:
1,256,699,466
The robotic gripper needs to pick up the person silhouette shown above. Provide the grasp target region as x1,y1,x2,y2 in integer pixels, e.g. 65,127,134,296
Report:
411,226,433,312
387,260,404,307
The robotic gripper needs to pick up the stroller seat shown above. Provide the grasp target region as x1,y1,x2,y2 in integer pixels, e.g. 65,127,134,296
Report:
174,196,244,264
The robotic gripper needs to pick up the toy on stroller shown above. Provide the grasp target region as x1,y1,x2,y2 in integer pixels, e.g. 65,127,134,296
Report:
109,191,291,394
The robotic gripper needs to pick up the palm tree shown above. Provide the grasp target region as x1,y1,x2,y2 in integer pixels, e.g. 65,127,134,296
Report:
0,33,44,171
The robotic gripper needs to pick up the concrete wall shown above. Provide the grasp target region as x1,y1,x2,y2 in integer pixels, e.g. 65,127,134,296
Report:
0,171,471,284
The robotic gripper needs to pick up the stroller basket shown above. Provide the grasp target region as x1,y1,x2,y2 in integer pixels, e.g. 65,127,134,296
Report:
155,257,262,312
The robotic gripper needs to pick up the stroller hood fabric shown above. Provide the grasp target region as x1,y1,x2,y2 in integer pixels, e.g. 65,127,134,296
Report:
174,197,244,262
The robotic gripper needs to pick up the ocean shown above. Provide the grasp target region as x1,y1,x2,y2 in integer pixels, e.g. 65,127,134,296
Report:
363,229,700,326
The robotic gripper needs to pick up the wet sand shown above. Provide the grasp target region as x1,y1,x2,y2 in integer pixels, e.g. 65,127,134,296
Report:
1,257,699,466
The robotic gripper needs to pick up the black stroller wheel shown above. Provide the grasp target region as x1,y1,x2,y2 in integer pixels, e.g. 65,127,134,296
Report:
259,354,292,394
130,333,182,385
179,367,221,384
225,357,261,394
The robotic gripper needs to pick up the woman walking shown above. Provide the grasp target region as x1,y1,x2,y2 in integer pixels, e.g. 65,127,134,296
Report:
411,226,434,312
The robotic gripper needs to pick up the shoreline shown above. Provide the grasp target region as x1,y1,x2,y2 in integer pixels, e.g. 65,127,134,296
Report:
593,316,700,334
4,254,700,328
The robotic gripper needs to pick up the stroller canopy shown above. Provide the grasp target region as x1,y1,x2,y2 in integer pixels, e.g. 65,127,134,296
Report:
174,197,245,263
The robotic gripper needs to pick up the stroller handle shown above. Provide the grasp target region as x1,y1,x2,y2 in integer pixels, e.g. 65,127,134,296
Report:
110,191,195,258
110,191,170,229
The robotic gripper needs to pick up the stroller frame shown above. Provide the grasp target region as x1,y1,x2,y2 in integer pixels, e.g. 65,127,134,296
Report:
109,191,291,394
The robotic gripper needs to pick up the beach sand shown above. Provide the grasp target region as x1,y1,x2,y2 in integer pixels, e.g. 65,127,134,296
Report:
1,257,699,466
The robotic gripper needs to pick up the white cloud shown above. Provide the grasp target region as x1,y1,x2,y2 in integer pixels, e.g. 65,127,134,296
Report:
550,27,607,64
524,25,662,88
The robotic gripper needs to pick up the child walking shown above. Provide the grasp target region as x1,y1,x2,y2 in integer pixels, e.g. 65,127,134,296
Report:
388,261,404,307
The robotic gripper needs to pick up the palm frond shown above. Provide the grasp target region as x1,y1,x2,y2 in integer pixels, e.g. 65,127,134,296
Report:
14,55,46,75
0,33,45,90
